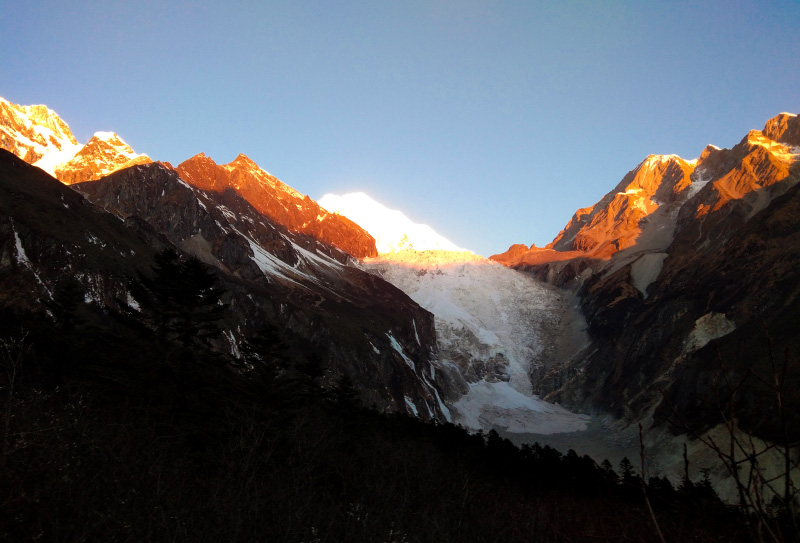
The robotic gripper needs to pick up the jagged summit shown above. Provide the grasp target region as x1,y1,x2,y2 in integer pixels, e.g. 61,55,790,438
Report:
318,192,472,256
493,112,799,268
537,153,695,259
763,112,800,146
0,98,376,259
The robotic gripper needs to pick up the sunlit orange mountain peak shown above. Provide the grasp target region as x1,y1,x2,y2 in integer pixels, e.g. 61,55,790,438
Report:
0,97,150,183
56,131,151,185
176,154,378,259
545,153,695,258
492,112,800,278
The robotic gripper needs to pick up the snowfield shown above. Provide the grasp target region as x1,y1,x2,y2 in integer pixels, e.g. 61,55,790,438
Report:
362,249,590,435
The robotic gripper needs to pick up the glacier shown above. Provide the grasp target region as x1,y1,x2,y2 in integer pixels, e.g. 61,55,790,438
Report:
362,249,591,435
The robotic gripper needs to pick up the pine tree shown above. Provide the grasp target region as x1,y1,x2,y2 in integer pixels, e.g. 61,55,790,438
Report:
619,456,636,484
129,249,228,402
130,248,227,351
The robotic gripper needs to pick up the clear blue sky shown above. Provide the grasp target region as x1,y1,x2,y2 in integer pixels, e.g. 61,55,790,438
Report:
2,1,798,256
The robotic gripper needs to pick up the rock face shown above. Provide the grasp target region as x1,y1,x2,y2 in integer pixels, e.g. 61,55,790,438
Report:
492,113,800,441
74,162,448,419
176,154,378,259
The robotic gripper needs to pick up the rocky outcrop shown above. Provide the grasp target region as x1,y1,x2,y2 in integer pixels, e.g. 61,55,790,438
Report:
176,153,378,259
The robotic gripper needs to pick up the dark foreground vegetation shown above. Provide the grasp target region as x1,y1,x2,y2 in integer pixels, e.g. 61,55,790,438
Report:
0,255,786,542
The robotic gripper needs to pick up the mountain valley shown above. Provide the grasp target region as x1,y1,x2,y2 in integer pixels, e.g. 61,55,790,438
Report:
2,96,799,519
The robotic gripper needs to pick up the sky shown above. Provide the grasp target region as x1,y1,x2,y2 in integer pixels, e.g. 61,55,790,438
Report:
2,1,798,257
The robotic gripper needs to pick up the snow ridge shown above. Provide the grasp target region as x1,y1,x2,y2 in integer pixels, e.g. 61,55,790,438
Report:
318,192,471,254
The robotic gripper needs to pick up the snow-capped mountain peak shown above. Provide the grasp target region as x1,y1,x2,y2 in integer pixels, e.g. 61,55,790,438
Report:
0,97,151,183
318,192,472,255
0,97,82,176
55,131,150,185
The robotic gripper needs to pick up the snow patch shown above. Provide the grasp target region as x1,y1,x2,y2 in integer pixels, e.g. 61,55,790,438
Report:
687,168,711,198
125,291,140,311
13,227,31,267
748,131,800,163
404,397,419,417
387,332,415,372
630,253,668,298
32,140,82,176
289,240,345,272
430,385,451,422
246,239,300,284
224,329,241,358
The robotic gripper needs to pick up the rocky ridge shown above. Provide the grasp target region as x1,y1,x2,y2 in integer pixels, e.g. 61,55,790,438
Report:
176,154,378,259
493,114,800,284
56,131,151,185
0,97,81,173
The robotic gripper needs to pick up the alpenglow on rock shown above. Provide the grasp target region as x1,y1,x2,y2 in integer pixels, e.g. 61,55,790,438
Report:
177,155,378,259
0,97,151,183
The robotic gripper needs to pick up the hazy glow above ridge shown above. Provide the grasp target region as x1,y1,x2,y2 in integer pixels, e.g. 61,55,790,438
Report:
318,192,473,255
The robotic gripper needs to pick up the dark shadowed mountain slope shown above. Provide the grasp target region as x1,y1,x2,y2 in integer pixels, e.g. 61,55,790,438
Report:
74,162,449,419
0,149,448,419
0,149,158,312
